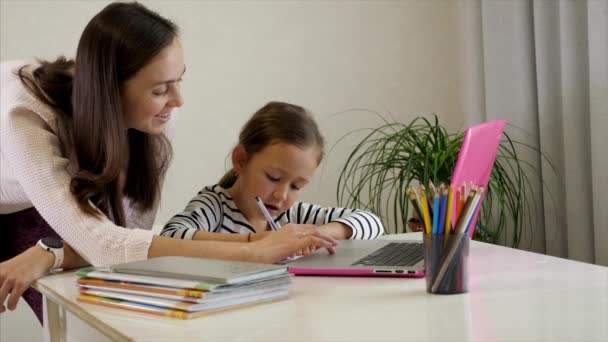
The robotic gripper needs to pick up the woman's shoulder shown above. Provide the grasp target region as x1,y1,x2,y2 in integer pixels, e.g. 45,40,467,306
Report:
1,60,32,104
1,60,61,129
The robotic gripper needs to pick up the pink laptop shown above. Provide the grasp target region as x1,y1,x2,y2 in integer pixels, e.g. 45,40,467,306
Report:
451,119,506,237
287,118,506,276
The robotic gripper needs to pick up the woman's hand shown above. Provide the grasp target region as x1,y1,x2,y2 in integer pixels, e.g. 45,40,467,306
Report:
248,231,273,242
0,246,54,313
250,224,338,263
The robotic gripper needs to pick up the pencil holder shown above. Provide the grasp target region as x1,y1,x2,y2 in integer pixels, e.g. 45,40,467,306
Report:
423,233,470,294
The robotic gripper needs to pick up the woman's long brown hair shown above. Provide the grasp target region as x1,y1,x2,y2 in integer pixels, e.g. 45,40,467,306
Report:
17,2,176,226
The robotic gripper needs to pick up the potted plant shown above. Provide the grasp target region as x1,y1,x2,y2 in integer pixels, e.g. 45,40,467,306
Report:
335,115,554,248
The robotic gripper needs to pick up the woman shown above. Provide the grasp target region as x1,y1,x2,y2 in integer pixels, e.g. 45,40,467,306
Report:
0,2,335,323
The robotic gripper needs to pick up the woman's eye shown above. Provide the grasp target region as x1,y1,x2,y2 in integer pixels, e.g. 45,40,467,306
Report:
153,87,169,96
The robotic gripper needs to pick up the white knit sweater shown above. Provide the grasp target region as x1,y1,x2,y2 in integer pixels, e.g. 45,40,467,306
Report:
1,60,173,267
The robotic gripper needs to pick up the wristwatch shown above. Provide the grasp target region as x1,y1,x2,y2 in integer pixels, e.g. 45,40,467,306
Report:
37,237,64,271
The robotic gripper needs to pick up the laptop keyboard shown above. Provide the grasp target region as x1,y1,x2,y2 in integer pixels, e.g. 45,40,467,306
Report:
352,242,423,267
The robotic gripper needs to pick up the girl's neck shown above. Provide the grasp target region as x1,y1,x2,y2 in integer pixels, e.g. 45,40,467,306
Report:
226,181,270,233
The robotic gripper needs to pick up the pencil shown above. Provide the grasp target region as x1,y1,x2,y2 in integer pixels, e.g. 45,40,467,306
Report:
445,184,454,238
463,188,483,234
255,196,281,231
414,185,424,219
453,187,477,234
407,187,423,223
432,188,440,235
455,185,465,230
427,181,435,219
429,180,436,194
437,185,448,235
419,186,432,235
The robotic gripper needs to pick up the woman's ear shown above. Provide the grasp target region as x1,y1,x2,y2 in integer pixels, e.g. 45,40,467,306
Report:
232,145,248,174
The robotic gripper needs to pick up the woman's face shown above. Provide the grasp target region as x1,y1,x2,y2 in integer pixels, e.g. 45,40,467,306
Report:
122,37,185,134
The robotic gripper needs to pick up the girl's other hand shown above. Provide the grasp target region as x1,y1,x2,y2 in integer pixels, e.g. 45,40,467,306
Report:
251,224,338,263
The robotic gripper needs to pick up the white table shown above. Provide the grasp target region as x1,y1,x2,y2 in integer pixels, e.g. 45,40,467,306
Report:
34,233,608,341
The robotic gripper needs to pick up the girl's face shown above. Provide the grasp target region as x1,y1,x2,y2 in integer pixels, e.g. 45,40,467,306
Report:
122,37,185,134
232,142,321,223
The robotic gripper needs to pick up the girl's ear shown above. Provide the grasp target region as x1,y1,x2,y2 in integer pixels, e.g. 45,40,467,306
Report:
232,145,248,174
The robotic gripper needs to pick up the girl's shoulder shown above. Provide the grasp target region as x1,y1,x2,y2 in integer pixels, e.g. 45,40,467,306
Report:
197,184,234,206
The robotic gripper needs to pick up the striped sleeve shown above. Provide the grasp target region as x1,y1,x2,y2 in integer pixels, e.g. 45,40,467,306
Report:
286,202,384,239
160,190,222,239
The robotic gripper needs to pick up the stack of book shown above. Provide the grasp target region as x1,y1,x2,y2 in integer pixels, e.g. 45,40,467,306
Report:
76,256,291,319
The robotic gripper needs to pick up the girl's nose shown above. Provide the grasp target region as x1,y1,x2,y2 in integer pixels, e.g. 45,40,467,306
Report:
273,184,288,202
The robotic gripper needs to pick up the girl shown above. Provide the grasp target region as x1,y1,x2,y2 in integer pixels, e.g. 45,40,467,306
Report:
161,102,384,245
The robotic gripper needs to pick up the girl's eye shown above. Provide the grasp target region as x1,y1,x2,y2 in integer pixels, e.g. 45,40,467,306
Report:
291,184,302,191
266,174,280,182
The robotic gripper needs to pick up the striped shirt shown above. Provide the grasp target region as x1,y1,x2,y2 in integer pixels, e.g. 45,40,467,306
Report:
161,184,384,240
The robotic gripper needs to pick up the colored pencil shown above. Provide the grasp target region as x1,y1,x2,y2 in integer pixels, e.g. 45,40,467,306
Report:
445,184,454,238
454,187,477,234
432,188,440,235
407,187,423,223
455,185,465,230
437,185,448,235
427,181,435,219
463,188,483,234
419,186,432,234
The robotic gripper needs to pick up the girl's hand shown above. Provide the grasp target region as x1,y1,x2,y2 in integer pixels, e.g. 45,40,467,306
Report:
0,246,54,313
316,222,353,240
290,225,340,256
251,224,338,263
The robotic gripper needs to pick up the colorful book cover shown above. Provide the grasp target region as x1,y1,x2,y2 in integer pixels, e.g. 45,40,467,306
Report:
78,287,289,311
76,291,288,320
77,281,291,304
76,267,291,292
77,277,207,299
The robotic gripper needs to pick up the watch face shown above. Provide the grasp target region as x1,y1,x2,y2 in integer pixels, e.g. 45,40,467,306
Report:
41,237,63,249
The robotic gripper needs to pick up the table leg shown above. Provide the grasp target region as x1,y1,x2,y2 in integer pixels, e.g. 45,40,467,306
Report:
43,294,67,342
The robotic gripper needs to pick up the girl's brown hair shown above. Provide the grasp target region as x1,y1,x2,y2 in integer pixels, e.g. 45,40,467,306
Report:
17,2,177,226
219,101,324,188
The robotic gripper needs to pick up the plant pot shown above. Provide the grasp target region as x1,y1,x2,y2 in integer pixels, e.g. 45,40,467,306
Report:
407,218,425,232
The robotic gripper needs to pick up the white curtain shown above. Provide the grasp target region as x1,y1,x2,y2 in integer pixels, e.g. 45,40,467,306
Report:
463,0,607,266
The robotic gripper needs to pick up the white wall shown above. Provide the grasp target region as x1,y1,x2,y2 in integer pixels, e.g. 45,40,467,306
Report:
1,0,465,339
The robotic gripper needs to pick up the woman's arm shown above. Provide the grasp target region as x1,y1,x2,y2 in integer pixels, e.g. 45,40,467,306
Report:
3,106,159,267
0,225,336,313
151,225,332,262
191,231,271,242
